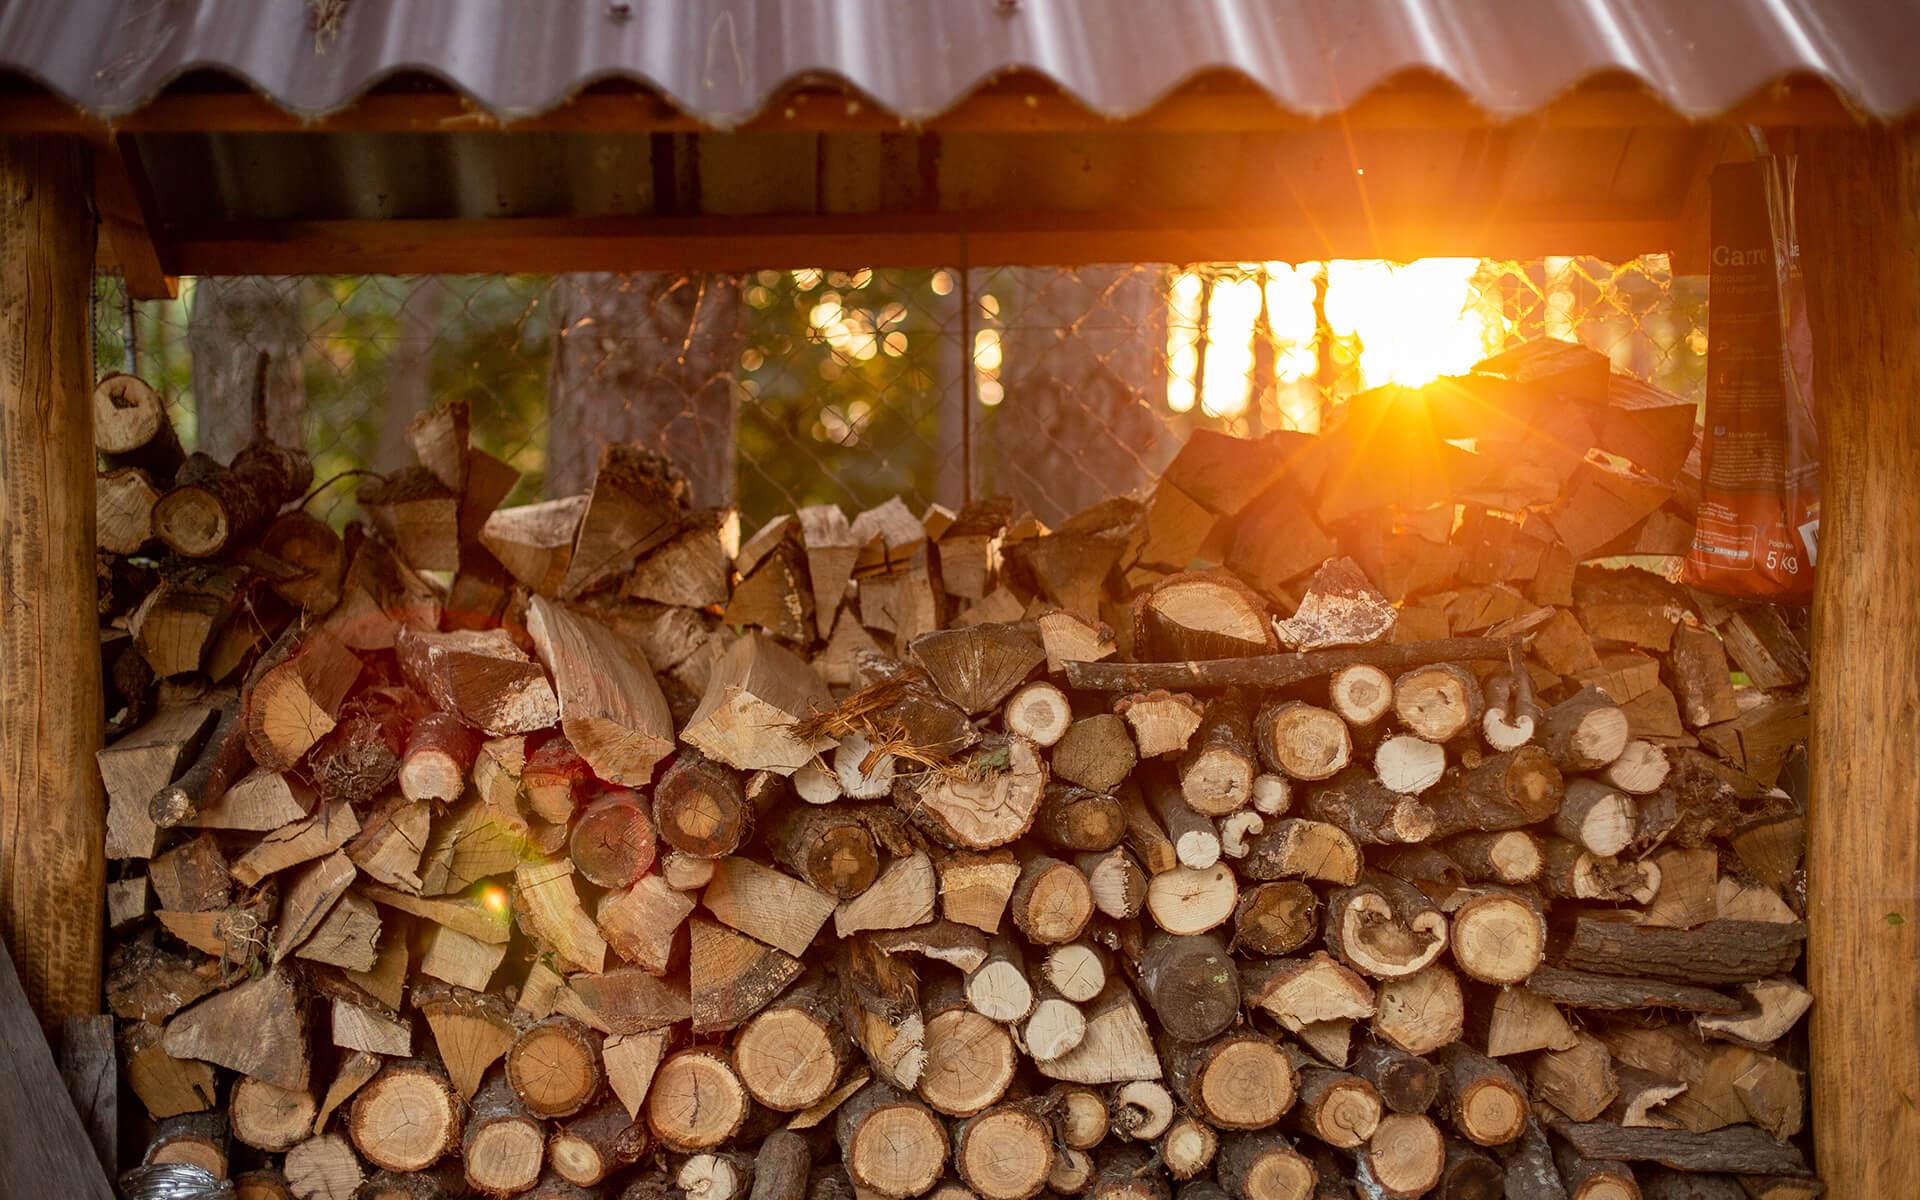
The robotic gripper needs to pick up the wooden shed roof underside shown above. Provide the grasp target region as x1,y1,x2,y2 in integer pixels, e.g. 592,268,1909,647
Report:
6,74,1795,296
2,0,1903,292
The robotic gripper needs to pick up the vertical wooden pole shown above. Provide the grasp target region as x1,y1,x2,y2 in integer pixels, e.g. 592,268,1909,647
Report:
0,137,102,1024
1790,123,1920,1192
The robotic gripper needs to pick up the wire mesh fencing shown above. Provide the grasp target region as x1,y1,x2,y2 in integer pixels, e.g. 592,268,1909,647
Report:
90,256,1706,529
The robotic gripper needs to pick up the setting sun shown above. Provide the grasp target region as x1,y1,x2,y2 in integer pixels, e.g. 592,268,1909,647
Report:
1324,258,1502,387
1168,257,1511,427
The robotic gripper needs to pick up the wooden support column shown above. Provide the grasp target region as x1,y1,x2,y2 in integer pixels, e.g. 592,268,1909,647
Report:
1791,122,1920,1193
0,137,102,1024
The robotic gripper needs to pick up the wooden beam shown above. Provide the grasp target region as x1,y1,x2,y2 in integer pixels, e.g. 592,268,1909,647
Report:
0,136,103,1026
1790,123,1920,1196
0,73,1861,139
91,136,175,300
163,210,1687,276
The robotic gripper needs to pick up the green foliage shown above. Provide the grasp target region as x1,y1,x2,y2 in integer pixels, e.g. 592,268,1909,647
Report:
734,267,955,520
430,276,555,507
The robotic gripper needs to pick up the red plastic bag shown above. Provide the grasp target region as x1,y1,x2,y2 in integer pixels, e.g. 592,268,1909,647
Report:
1684,155,1821,600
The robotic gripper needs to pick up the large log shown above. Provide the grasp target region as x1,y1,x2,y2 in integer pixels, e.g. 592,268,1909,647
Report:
1547,1122,1807,1176
732,976,849,1112
647,1048,749,1152
1138,933,1241,1043
954,1103,1055,1200
1164,1032,1297,1131
1554,918,1806,986
507,1017,604,1119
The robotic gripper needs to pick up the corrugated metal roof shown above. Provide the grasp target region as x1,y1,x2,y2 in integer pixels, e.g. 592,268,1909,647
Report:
3,0,1915,128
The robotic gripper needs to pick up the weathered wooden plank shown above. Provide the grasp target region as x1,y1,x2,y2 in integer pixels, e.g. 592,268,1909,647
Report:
59,1015,116,1178
0,939,116,1198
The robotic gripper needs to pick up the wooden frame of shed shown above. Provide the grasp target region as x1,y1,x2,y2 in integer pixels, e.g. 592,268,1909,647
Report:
0,65,1912,1194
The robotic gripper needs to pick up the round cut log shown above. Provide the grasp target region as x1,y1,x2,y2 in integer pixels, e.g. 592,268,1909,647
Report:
1256,701,1351,782
914,736,1046,850
507,1018,603,1119
1328,664,1394,727
1449,892,1546,985
231,1078,318,1153
349,1061,463,1173
1363,1113,1445,1197
919,1008,1017,1117
733,983,847,1112
1392,664,1483,743
954,1105,1055,1200
647,1049,749,1151
837,1083,949,1200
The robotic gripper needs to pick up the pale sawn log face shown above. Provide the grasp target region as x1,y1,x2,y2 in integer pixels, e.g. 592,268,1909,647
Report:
91,360,1817,1194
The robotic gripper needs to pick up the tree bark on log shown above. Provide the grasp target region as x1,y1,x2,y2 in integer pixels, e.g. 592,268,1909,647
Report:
1546,1121,1807,1176
1216,1132,1316,1200
1064,639,1517,692
548,1097,648,1187
1139,932,1241,1043
1553,918,1806,986
1350,1041,1438,1116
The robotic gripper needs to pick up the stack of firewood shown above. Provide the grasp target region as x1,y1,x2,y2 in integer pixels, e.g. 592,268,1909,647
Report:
93,340,1818,1200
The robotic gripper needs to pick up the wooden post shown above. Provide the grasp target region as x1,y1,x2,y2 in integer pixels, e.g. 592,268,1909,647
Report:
1790,122,1920,1194
0,137,102,1024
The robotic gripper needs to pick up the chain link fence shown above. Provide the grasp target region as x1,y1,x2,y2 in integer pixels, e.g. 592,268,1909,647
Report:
91,256,1706,529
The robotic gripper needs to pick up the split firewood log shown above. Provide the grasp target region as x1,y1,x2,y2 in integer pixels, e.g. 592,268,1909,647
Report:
528,596,676,784
90,374,1824,1200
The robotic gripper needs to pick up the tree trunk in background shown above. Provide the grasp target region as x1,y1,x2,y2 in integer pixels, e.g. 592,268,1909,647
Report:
547,273,743,506
374,277,447,473
995,266,1174,525
932,276,968,508
188,277,309,461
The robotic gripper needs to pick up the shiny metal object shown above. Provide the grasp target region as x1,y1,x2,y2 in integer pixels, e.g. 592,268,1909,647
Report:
119,1163,235,1200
